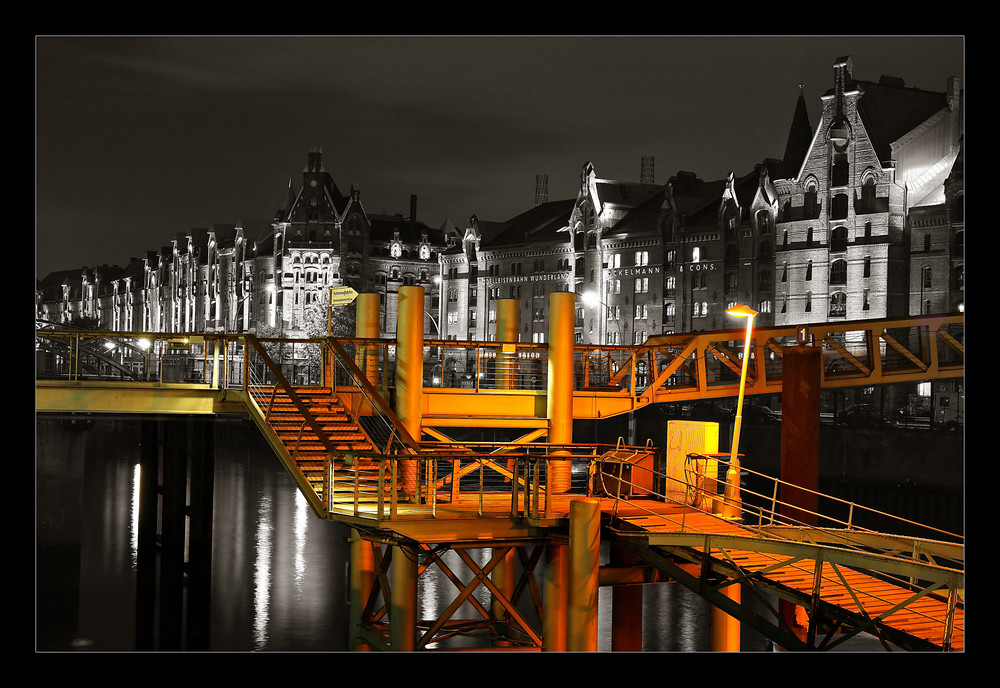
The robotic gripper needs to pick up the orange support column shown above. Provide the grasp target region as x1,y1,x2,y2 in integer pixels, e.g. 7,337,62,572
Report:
546,292,574,493
349,530,376,651
390,543,418,651
496,299,519,390
543,543,569,651
710,583,741,652
490,547,516,647
779,344,822,645
611,543,643,651
395,286,424,496
356,293,380,386
568,497,600,651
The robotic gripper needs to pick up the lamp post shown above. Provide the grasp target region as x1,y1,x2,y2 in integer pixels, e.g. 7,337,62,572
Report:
431,274,442,337
723,303,757,520
581,290,623,345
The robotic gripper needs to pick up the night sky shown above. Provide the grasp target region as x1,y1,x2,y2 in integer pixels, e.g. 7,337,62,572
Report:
34,35,965,281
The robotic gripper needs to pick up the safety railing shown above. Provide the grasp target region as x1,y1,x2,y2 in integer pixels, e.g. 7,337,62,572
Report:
323,337,421,456
36,312,964,402
598,449,963,563
33,328,243,385
324,441,630,521
597,449,963,651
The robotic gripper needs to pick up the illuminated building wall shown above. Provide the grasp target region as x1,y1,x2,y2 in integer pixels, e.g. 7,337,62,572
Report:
36,148,448,340
773,56,963,328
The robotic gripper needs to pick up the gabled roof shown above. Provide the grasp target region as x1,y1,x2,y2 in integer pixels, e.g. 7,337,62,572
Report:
593,179,663,210
604,185,668,237
369,213,446,245
481,199,576,249
667,173,728,225
852,78,953,165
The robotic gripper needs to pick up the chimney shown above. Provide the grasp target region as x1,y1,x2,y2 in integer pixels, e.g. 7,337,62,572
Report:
641,155,655,184
833,55,853,95
535,173,548,206
410,194,417,226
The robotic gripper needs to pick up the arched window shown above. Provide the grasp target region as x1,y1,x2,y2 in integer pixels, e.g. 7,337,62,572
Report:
861,176,876,210
756,210,772,234
830,291,847,317
830,259,847,285
805,183,818,217
758,270,772,291
831,226,848,252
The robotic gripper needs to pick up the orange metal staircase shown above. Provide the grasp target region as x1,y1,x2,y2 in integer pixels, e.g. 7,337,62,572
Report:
247,385,392,512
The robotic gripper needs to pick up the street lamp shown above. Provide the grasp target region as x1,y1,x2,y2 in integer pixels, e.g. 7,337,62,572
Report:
581,290,623,345
723,303,757,519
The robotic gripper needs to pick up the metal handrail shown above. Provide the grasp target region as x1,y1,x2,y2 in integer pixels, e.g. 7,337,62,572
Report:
603,452,963,562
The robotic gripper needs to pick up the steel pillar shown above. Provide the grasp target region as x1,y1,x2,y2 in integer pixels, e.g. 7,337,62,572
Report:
547,292,574,493
490,547,517,647
781,345,821,522
710,583,741,652
543,543,569,651
568,497,600,651
356,293,380,385
395,286,424,496
611,543,643,651
779,344,822,645
349,530,376,651
497,298,519,390
390,543,418,651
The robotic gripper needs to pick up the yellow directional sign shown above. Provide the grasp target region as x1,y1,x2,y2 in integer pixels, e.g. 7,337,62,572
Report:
329,286,359,307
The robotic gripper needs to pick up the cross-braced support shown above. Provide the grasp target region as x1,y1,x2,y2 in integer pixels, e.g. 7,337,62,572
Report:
351,536,549,650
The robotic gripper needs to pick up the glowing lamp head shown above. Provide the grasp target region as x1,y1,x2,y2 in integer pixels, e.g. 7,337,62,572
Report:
581,291,599,307
725,304,758,320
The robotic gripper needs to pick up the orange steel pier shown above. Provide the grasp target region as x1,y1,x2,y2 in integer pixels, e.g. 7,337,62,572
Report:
36,292,964,651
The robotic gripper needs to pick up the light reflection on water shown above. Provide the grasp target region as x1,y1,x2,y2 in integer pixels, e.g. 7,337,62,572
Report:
37,416,921,652
252,492,273,650
130,463,140,569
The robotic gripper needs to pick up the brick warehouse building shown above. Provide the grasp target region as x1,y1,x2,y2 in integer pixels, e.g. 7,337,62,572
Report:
37,147,452,340
38,57,963,391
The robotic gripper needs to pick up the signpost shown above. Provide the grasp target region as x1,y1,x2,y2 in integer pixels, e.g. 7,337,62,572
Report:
328,286,359,337
329,286,359,307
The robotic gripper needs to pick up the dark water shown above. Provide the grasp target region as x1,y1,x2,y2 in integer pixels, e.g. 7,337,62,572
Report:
37,415,945,652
